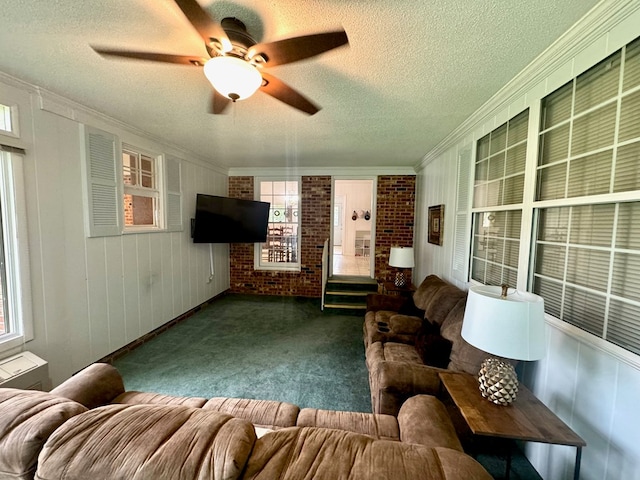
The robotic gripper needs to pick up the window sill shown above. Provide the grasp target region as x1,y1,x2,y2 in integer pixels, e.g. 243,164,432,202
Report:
0,333,27,355
255,265,302,273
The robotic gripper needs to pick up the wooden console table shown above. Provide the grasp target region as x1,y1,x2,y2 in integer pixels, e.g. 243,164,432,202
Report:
439,372,586,480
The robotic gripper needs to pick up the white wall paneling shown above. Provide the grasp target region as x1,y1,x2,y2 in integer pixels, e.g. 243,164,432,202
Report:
415,3,640,478
1,75,230,386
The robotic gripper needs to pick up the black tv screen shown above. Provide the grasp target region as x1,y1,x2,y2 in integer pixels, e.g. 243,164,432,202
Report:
192,194,270,243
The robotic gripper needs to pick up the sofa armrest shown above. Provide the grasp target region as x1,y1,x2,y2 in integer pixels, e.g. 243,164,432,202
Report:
397,395,462,451
366,294,406,312
50,363,125,409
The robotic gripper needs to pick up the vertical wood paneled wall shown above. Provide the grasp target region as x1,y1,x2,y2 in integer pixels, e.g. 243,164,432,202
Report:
1,77,229,386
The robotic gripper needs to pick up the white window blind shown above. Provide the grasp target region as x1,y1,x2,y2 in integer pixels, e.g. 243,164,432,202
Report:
532,36,640,355
452,147,472,282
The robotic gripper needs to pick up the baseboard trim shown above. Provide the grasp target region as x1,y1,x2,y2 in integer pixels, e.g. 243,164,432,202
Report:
96,290,229,365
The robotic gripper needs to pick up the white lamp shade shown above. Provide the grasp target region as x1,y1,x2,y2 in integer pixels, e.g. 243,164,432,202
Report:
389,247,415,268
203,56,262,101
461,285,546,361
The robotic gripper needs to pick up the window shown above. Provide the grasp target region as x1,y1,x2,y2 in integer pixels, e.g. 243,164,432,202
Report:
82,125,182,237
255,179,301,271
0,104,11,133
532,36,640,355
470,110,529,286
122,146,161,229
0,148,33,352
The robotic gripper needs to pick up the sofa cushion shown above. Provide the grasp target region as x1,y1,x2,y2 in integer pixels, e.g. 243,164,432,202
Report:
203,397,299,429
50,363,125,408
397,395,462,451
0,389,87,480
34,404,256,480
297,408,399,441
379,342,424,364
440,298,487,375
412,275,447,311
424,285,467,326
113,391,208,407
242,427,491,479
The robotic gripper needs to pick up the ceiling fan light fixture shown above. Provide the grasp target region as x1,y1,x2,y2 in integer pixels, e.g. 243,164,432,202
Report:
203,56,262,101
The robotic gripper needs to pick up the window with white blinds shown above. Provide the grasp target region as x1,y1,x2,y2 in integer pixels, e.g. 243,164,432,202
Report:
532,36,640,355
470,110,529,286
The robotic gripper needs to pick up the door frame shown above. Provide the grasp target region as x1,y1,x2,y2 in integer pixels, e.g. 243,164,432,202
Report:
330,176,377,278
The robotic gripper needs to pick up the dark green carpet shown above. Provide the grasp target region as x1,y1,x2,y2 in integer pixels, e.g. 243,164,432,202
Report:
114,294,371,412
114,293,541,479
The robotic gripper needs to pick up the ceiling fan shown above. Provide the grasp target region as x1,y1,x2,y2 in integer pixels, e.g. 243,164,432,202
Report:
91,0,349,115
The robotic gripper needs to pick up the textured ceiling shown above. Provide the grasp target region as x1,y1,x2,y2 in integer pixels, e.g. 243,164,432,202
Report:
0,0,599,169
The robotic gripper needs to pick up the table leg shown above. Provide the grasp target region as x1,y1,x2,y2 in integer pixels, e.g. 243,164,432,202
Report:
574,447,582,480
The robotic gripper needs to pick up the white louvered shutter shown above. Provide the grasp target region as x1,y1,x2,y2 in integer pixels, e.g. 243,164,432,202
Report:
81,125,122,237
165,154,183,231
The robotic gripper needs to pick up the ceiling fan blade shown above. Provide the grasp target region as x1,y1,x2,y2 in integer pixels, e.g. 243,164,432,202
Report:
173,0,231,52
92,47,207,66
210,89,231,114
259,72,320,115
247,30,348,67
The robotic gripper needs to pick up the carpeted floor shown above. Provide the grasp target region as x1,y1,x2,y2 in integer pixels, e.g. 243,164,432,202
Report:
114,293,542,479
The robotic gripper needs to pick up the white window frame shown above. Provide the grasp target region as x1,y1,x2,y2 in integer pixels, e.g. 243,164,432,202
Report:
254,177,301,272
0,148,34,353
0,102,19,139
122,144,164,233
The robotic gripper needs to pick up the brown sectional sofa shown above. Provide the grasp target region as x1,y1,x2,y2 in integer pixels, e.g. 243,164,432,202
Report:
365,275,488,415
0,363,491,480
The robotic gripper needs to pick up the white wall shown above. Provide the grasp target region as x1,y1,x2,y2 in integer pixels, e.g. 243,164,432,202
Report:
414,2,640,479
0,75,229,386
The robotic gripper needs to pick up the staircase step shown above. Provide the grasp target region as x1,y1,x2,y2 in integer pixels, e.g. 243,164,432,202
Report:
326,276,379,293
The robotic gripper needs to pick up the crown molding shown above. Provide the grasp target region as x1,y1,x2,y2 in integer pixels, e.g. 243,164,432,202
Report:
228,166,416,177
0,71,227,175
415,0,640,171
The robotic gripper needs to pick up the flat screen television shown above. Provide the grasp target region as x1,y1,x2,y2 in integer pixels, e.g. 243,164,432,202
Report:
192,194,270,243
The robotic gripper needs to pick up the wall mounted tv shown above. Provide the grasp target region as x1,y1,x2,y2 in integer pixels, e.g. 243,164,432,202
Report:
192,194,270,243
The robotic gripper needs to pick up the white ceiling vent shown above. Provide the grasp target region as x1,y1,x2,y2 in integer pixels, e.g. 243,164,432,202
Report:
0,351,50,391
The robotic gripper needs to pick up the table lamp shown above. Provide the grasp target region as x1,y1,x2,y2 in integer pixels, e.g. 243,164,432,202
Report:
388,247,414,287
461,284,545,405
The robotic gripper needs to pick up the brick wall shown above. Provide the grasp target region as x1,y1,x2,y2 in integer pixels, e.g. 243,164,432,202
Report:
374,175,416,284
228,176,331,297
229,175,415,297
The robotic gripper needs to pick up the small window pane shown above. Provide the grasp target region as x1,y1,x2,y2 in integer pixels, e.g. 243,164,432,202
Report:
490,124,507,155
124,194,156,226
541,82,573,130
607,300,640,355
488,153,505,181
503,174,524,205
563,286,606,336
0,104,12,133
574,51,621,115
508,110,529,146
539,124,570,165
533,276,563,318
537,163,567,201
613,142,640,193
537,207,569,243
567,150,612,198
571,103,617,156
475,159,488,183
619,90,640,143
611,252,640,302
535,243,566,280
477,135,490,161
485,180,502,207
566,247,610,292
505,143,527,176
569,204,614,247
623,37,640,92
616,202,640,250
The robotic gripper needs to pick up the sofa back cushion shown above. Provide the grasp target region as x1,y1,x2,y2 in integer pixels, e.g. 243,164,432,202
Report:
412,275,447,311
424,285,467,327
242,427,490,479
34,404,256,480
440,297,488,375
0,389,87,480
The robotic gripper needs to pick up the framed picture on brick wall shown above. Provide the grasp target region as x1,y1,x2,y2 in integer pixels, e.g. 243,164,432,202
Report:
428,205,443,245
